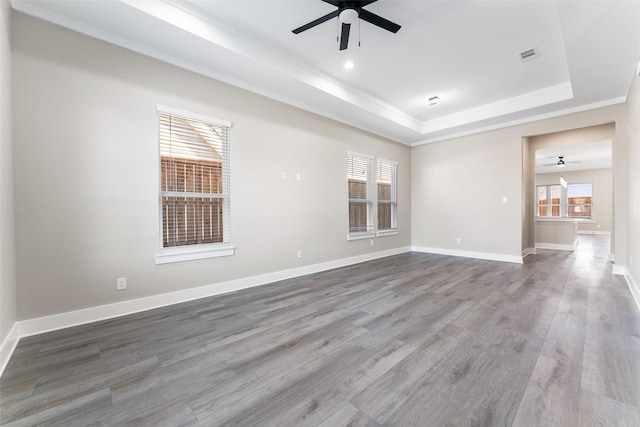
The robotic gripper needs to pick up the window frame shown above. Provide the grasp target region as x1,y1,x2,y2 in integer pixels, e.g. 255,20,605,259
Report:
567,182,593,219
536,184,562,218
535,181,593,220
155,105,234,264
347,152,375,240
376,158,398,236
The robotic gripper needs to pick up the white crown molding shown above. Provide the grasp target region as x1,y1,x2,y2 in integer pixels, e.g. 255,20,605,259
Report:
412,96,627,146
421,82,574,134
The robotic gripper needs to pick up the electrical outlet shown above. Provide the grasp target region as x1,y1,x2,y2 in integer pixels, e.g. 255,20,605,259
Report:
297,250,302,259
116,277,127,291
456,238,462,244
281,171,287,180
370,239,374,246
296,173,302,182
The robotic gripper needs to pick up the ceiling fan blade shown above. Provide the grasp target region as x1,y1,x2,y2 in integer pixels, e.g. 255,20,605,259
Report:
358,8,401,33
339,22,350,50
292,10,340,34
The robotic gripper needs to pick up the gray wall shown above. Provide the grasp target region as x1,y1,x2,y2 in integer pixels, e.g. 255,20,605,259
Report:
0,0,16,354
412,107,627,262
627,62,640,288
12,13,411,320
411,128,522,257
536,168,613,233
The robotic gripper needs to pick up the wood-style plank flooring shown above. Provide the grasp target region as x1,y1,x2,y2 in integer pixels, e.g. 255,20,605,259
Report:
1,235,639,426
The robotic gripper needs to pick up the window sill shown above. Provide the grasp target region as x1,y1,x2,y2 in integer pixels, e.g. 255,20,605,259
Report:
156,244,235,265
347,232,375,241
535,217,593,223
376,229,398,237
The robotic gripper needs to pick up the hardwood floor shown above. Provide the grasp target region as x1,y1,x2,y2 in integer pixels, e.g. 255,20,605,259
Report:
1,235,639,426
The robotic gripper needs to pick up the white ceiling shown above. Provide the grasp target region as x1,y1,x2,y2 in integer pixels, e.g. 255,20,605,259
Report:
10,0,640,145
535,139,612,174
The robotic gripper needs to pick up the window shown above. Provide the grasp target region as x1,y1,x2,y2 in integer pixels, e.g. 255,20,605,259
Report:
347,153,374,239
156,106,233,264
377,158,398,235
567,183,593,218
537,184,561,217
536,182,593,219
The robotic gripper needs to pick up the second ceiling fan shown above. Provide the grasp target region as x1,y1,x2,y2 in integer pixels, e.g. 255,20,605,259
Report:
292,0,401,51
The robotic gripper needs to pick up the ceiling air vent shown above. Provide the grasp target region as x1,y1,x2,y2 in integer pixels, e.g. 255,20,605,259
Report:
520,47,539,62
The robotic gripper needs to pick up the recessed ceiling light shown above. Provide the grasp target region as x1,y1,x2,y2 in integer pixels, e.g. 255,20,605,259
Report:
344,60,355,70
428,96,439,106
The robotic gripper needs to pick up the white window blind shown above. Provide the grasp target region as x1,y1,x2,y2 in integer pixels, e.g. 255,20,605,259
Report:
377,158,397,233
348,153,374,237
159,109,231,249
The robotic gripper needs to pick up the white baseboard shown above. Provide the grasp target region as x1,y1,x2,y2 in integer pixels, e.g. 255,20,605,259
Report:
16,246,411,339
535,242,576,251
577,230,611,235
522,248,537,257
612,264,627,276
411,246,523,264
624,272,640,311
0,323,19,378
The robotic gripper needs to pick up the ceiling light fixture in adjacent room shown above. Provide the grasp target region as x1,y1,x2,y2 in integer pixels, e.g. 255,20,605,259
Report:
560,176,567,188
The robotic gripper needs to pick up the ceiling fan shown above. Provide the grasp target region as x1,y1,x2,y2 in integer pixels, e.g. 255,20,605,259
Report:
543,156,581,167
292,0,401,51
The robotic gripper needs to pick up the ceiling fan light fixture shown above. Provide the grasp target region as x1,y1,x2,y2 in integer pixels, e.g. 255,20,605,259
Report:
428,96,439,106
557,156,565,167
339,8,358,24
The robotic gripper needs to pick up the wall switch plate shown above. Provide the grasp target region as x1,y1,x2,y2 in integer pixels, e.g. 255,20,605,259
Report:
456,238,462,244
297,250,302,258
116,277,127,290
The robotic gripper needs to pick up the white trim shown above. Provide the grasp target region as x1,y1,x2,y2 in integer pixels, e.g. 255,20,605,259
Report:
155,245,235,264
420,82,574,135
535,242,577,251
577,230,611,235
347,232,375,241
623,272,640,311
411,246,523,264
411,97,626,146
522,247,537,257
16,247,411,338
376,229,399,237
0,323,19,378
612,264,626,276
